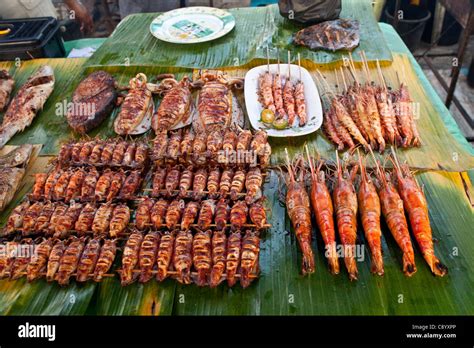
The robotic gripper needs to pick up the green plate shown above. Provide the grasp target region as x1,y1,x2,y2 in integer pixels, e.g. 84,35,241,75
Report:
150,7,235,44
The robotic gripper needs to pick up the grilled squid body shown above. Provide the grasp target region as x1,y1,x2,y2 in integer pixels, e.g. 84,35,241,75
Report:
121,232,143,286
0,65,54,148
152,77,193,132
114,73,153,135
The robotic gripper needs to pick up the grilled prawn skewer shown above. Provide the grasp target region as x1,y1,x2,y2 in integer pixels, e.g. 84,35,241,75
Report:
333,154,358,280
357,153,384,276
306,148,339,275
284,153,315,275
391,153,446,276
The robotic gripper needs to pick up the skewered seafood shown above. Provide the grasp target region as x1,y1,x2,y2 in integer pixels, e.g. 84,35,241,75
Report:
209,230,227,287
27,238,53,282
56,237,85,285
109,204,131,237
76,237,101,282
95,169,113,201
118,170,142,199
111,141,128,166
245,167,263,204
230,169,246,200
173,230,193,284
139,232,160,283
306,150,339,275
93,239,117,282
333,156,359,280
192,229,212,286
71,142,83,163
10,239,33,280
180,128,194,158
114,73,153,135
373,160,416,276
392,155,446,276
156,231,175,281
66,71,117,133
35,201,55,232
81,168,99,201
78,140,94,164
101,140,116,164
236,130,252,151
0,65,55,148
52,169,72,201
283,73,296,126
75,203,97,234
215,198,230,230
107,170,126,201
152,76,193,132
179,165,194,197
22,202,43,235
54,202,83,238
0,69,14,112
165,166,181,197
219,168,234,197
0,167,25,211
166,130,182,160
222,129,237,152
151,199,169,229
197,199,216,230
152,166,167,197
5,200,30,235
192,168,208,200
65,168,86,202
134,142,149,166
120,232,143,285
249,200,267,230
46,239,66,282
357,154,383,276
92,203,114,236
258,70,276,114
48,203,68,236
294,79,307,126
122,143,136,167
135,198,155,231
294,19,360,52
165,199,185,229
240,230,260,288
181,201,200,230
230,200,248,230
285,155,315,275
226,231,241,287
0,241,18,278
206,129,223,155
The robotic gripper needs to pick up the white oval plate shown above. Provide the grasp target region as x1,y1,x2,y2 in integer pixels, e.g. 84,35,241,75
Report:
244,64,323,137
150,7,235,44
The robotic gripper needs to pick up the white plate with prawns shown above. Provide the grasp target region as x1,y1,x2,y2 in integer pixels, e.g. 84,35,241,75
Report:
244,63,323,137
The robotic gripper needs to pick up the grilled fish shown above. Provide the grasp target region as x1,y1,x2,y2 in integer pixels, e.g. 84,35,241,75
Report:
0,69,14,111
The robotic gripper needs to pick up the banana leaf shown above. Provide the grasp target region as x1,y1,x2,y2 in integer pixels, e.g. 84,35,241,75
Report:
85,1,391,70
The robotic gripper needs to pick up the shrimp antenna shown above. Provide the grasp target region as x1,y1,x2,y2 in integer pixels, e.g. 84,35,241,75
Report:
284,148,295,183
357,148,366,182
305,144,316,178
298,52,302,82
334,68,340,94
390,146,404,177
287,51,291,81
335,150,342,181
368,146,385,184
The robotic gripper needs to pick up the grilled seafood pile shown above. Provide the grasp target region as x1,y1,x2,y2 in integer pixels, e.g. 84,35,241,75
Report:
58,139,149,168
257,56,308,128
134,198,267,231
0,144,34,212
30,166,143,202
0,65,55,149
66,71,117,134
0,237,117,284
283,151,447,280
118,229,260,288
3,201,131,238
0,69,15,112
150,127,271,168
294,19,360,52
148,165,265,202
319,57,421,153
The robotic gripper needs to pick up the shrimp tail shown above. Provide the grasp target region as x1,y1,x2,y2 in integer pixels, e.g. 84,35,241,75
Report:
299,238,315,275
370,250,384,276
344,256,358,281
426,255,448,277
326,243,340,275
402,254,417,277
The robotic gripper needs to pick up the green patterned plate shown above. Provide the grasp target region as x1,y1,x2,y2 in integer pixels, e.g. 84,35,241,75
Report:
150,7,235,44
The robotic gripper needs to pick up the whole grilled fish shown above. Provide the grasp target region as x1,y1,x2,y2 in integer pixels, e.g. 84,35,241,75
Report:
0,65,55,148
0,167,25,211
66,71,117,134
0,144,33,168
0,69,15,111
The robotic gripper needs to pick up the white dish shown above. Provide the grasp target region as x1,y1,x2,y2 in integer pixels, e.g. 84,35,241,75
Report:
244,64,323,137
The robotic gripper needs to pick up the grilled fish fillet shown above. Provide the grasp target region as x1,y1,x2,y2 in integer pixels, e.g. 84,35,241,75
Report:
0,167,25,211
0,69,15,112
0,65,55,148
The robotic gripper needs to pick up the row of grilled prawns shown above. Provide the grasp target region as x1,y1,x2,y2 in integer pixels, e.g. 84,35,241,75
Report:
135,198,267,231
319,56,421,153
258,56,307,128
31,167,143,203
120,229,260,288
58,139,149,169
151,127,271,167
0,237,116,285
150,165,265,203
284,147,447,279
4,201,131,238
